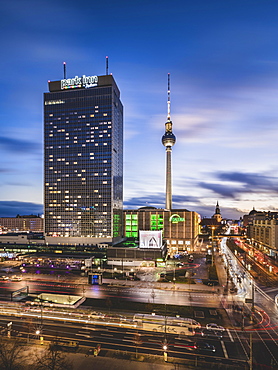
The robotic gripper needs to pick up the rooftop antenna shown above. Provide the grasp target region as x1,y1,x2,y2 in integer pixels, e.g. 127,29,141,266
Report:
63,62,67,79
106,56,109,75
167,73,171,121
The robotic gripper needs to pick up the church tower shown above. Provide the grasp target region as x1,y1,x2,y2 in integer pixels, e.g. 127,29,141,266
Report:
213,201,222,222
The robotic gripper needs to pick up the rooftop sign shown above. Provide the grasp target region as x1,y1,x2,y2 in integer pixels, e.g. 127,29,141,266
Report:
61,75,98,90
169,214,185,223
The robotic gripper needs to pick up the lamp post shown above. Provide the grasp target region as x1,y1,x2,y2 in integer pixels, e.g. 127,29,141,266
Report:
211,226,216,266
162,305,168,361
7,321,12,338
38,297,44,345
163,342,168,362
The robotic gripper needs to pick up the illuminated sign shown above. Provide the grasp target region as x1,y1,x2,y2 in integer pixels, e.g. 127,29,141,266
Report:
61,75,98,90
169,214,185,223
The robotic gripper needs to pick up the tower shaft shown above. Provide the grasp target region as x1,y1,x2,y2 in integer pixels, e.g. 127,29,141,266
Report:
162,73,176,210
165,147,173,210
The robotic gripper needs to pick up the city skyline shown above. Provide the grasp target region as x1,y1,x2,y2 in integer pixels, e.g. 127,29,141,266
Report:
1,0,278,220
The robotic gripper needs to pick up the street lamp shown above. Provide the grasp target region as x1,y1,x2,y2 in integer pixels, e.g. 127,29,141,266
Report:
210,226,216,265
162,341,168,362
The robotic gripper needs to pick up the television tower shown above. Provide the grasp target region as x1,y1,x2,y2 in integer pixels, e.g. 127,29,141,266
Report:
162,73,176,210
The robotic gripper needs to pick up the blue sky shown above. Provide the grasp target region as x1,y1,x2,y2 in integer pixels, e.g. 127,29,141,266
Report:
1,0,278,219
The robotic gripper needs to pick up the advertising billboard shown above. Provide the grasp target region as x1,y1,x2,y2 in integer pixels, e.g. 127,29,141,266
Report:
139,230,162,249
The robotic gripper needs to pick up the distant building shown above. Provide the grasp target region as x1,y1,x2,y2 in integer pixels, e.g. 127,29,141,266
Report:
44,73,123,246
0,215,43,233
200,202,223,236
246,209,278,258
123,207,200,255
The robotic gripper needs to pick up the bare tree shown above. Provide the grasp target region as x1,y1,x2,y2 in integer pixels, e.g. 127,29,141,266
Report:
0,337,27,370
33,346,73,370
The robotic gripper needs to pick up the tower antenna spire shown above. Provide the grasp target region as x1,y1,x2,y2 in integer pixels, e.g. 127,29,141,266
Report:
167,73,171,121
63,62,67,79
106,56,109,75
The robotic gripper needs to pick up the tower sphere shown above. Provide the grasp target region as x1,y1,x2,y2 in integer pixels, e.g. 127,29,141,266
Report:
162,130,176,147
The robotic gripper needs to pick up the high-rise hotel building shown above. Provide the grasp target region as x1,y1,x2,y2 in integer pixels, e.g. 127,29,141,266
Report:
44,74,123,245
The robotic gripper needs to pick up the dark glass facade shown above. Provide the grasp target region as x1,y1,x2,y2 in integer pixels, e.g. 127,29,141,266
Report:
44,75,123,240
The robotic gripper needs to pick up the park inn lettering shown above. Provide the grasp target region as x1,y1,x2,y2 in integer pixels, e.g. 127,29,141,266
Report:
61,75,98,90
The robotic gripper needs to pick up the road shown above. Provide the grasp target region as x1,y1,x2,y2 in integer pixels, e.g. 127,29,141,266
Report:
0,275,224,308
0,306,277,368
1,254,278,368
0,309,248,368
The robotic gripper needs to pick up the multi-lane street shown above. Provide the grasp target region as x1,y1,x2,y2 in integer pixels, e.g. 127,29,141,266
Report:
0,249,278,369
0,302,277,368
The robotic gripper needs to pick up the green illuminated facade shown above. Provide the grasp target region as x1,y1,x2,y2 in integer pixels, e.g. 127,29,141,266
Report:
125,214,138,238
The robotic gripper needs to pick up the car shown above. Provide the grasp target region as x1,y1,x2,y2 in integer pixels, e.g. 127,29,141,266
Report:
194,341,216,353
201,329,223,340
207,280,218,286
11,276,22,282
1,276,9,281
188,255,194,263
206,323,225,332
176,262,184,267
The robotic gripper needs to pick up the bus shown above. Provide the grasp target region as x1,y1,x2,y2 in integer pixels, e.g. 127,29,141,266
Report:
133,314,200,335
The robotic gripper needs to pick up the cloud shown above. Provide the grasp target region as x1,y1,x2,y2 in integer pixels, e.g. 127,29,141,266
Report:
196,171,278,204
216,171,278,193
0,201,43,217
0,136,41,154
194,204,244,220
198,182,239,199
124,193,165,209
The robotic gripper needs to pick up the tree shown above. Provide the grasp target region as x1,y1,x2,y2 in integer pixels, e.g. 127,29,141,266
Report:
33,346,73,370
0,337,27,370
